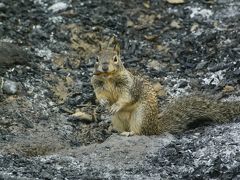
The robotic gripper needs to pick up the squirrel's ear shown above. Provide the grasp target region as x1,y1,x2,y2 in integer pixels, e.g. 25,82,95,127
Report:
107,36,120,54
113,43,120,55
108,36,116,47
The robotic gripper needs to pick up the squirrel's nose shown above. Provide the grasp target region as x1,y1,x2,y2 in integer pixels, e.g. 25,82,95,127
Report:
102,66,109,72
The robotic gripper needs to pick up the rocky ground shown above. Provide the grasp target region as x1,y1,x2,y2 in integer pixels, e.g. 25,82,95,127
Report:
0,0,240,179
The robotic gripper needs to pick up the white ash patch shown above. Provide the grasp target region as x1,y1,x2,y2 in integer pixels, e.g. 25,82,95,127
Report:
48,16,64,24
0,171,19,180
202,70,225,85
187,7,213,19
50,32,57,43
216,3,240,18
35,47,52,61
1,38,13,43
167,7,180,16
191,123,240,172
192,28,205,36
222,95,240,102
33,0,48,8
164,76,191,97
32,25,42,30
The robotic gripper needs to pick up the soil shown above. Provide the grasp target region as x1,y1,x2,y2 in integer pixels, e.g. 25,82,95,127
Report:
0,0,240,179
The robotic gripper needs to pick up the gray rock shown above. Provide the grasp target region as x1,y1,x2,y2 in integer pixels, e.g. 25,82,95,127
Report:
1,123,240,179
0,3,6,11
196,61,208,70
0,42,28,67
48,2,68,13
2,79,18,95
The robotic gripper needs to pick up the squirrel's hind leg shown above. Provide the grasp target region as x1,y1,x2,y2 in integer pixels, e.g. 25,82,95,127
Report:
129,106,144,135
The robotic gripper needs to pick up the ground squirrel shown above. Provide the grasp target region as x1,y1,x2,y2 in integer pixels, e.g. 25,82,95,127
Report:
91,38,240,136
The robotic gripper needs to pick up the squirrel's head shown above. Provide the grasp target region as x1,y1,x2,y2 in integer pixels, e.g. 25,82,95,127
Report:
93,37,124,76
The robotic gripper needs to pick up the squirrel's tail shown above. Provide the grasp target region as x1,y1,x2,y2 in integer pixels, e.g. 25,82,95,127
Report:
157,96,240,133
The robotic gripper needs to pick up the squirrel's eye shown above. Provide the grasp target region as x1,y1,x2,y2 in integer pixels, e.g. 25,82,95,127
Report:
113,56,118,63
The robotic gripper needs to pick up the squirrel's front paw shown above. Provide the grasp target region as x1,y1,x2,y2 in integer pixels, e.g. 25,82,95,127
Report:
99,99,109,107
110,103,121,114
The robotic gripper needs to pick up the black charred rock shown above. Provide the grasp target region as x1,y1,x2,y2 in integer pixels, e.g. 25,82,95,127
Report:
0,42,29,68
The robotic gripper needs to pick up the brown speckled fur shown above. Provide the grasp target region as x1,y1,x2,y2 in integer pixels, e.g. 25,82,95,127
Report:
91,42,240,135
157,96,240,134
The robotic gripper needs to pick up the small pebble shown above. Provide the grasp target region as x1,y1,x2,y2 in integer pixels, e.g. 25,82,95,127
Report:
147,60,161,71
2,79,18,95
195,61,208,70
0,3,6,10
223,85,234,93
48,2,68,13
